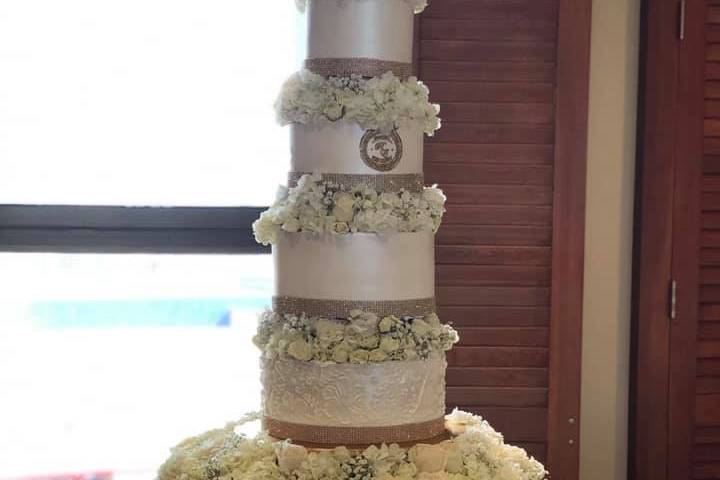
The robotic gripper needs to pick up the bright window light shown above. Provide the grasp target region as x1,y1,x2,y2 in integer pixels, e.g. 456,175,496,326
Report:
0,253,273,480
0,0,305,206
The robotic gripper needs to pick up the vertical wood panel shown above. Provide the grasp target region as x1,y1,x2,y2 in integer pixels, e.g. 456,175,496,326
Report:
546,1,591,477
634,0,712,479
419,1,589,478
669,0,705,478
632,0,680,477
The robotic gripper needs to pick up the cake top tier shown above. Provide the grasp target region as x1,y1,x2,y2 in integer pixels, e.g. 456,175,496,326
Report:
302,0,417,70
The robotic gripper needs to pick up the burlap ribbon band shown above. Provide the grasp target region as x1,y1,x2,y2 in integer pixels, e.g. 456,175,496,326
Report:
305,57,413,79
288,172,425,193
273,296,436,318
263,416,446,446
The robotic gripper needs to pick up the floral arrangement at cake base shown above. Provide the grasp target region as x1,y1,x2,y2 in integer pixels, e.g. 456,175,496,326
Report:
157,410,547,480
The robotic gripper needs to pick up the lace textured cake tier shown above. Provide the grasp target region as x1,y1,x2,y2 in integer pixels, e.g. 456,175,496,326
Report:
291,123,423,175
307,0,415,65
261,355,446,430
273,231,435,301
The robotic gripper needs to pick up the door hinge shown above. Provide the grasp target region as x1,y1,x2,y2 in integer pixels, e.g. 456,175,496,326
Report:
669,279,678,321
679,0,686,40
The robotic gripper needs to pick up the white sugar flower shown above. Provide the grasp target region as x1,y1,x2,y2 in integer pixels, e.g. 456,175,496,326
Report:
409,444,448,473
276,442,308,474
315,318,345,342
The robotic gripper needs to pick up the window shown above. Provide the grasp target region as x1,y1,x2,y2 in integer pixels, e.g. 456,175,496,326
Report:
0,0,305,207
0,1,303,478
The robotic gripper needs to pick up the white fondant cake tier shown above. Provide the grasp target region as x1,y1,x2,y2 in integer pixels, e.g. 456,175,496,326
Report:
307,0,414,64
273,232,435,301
291,123,423,175
261,354,446,428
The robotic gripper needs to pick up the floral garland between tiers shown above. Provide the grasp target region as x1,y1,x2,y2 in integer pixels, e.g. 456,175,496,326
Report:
253,173,446,246
157,410,548,480
275,70,441,136
295,0,429,14
254,309,458,364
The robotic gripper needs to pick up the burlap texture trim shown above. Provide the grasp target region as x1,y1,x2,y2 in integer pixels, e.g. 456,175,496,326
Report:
288,172,424,193
263,416,446,445
272,296,436,318
305,57,413,79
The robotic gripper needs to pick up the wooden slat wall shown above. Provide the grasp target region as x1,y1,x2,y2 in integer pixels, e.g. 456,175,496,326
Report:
696,5,720,479
419,0,558,464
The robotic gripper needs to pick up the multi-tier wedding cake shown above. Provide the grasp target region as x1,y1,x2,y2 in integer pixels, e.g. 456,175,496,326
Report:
157,1,547,479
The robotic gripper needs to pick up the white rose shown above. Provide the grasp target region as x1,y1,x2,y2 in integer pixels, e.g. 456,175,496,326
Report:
252,216,278,246
349,349,370,364
287,339,313,361
276,443,308,474
356,334,380,349
323,103,344,121
411,318,432,337
331,347,349,363
378,316,394,333
348,311,378,336
409,444,448,473
444,409,481,436
332,221,350,234
281,218,301,233
332,446,351,462
332,192,356,222
425,313,441,327
417,472,448,480
493,464,524,480
422,187,446,207
379,336,400,353
368,349,388,362
315,318,345,343
440,441,464,474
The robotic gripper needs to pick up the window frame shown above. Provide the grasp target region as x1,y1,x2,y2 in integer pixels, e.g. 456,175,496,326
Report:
0,205,268,254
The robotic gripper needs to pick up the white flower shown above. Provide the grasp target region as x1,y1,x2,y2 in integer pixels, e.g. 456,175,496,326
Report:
445,409,482,436
276,442,308,474
332,192,356,222
411,318,432,337
418,472,449,480
332,221,350,234
440,441,464,474
410,444,448,473
348,310,378,335
379,336,400,353
287,339,313,361
331,346,350,363
315,318,345,343
281,218,301,233
349,349,370,363
368,348,388,362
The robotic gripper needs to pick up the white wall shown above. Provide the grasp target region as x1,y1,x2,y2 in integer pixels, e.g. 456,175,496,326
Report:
579,0,640,478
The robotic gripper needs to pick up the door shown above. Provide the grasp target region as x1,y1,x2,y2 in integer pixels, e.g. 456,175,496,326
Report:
633,0,720,478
